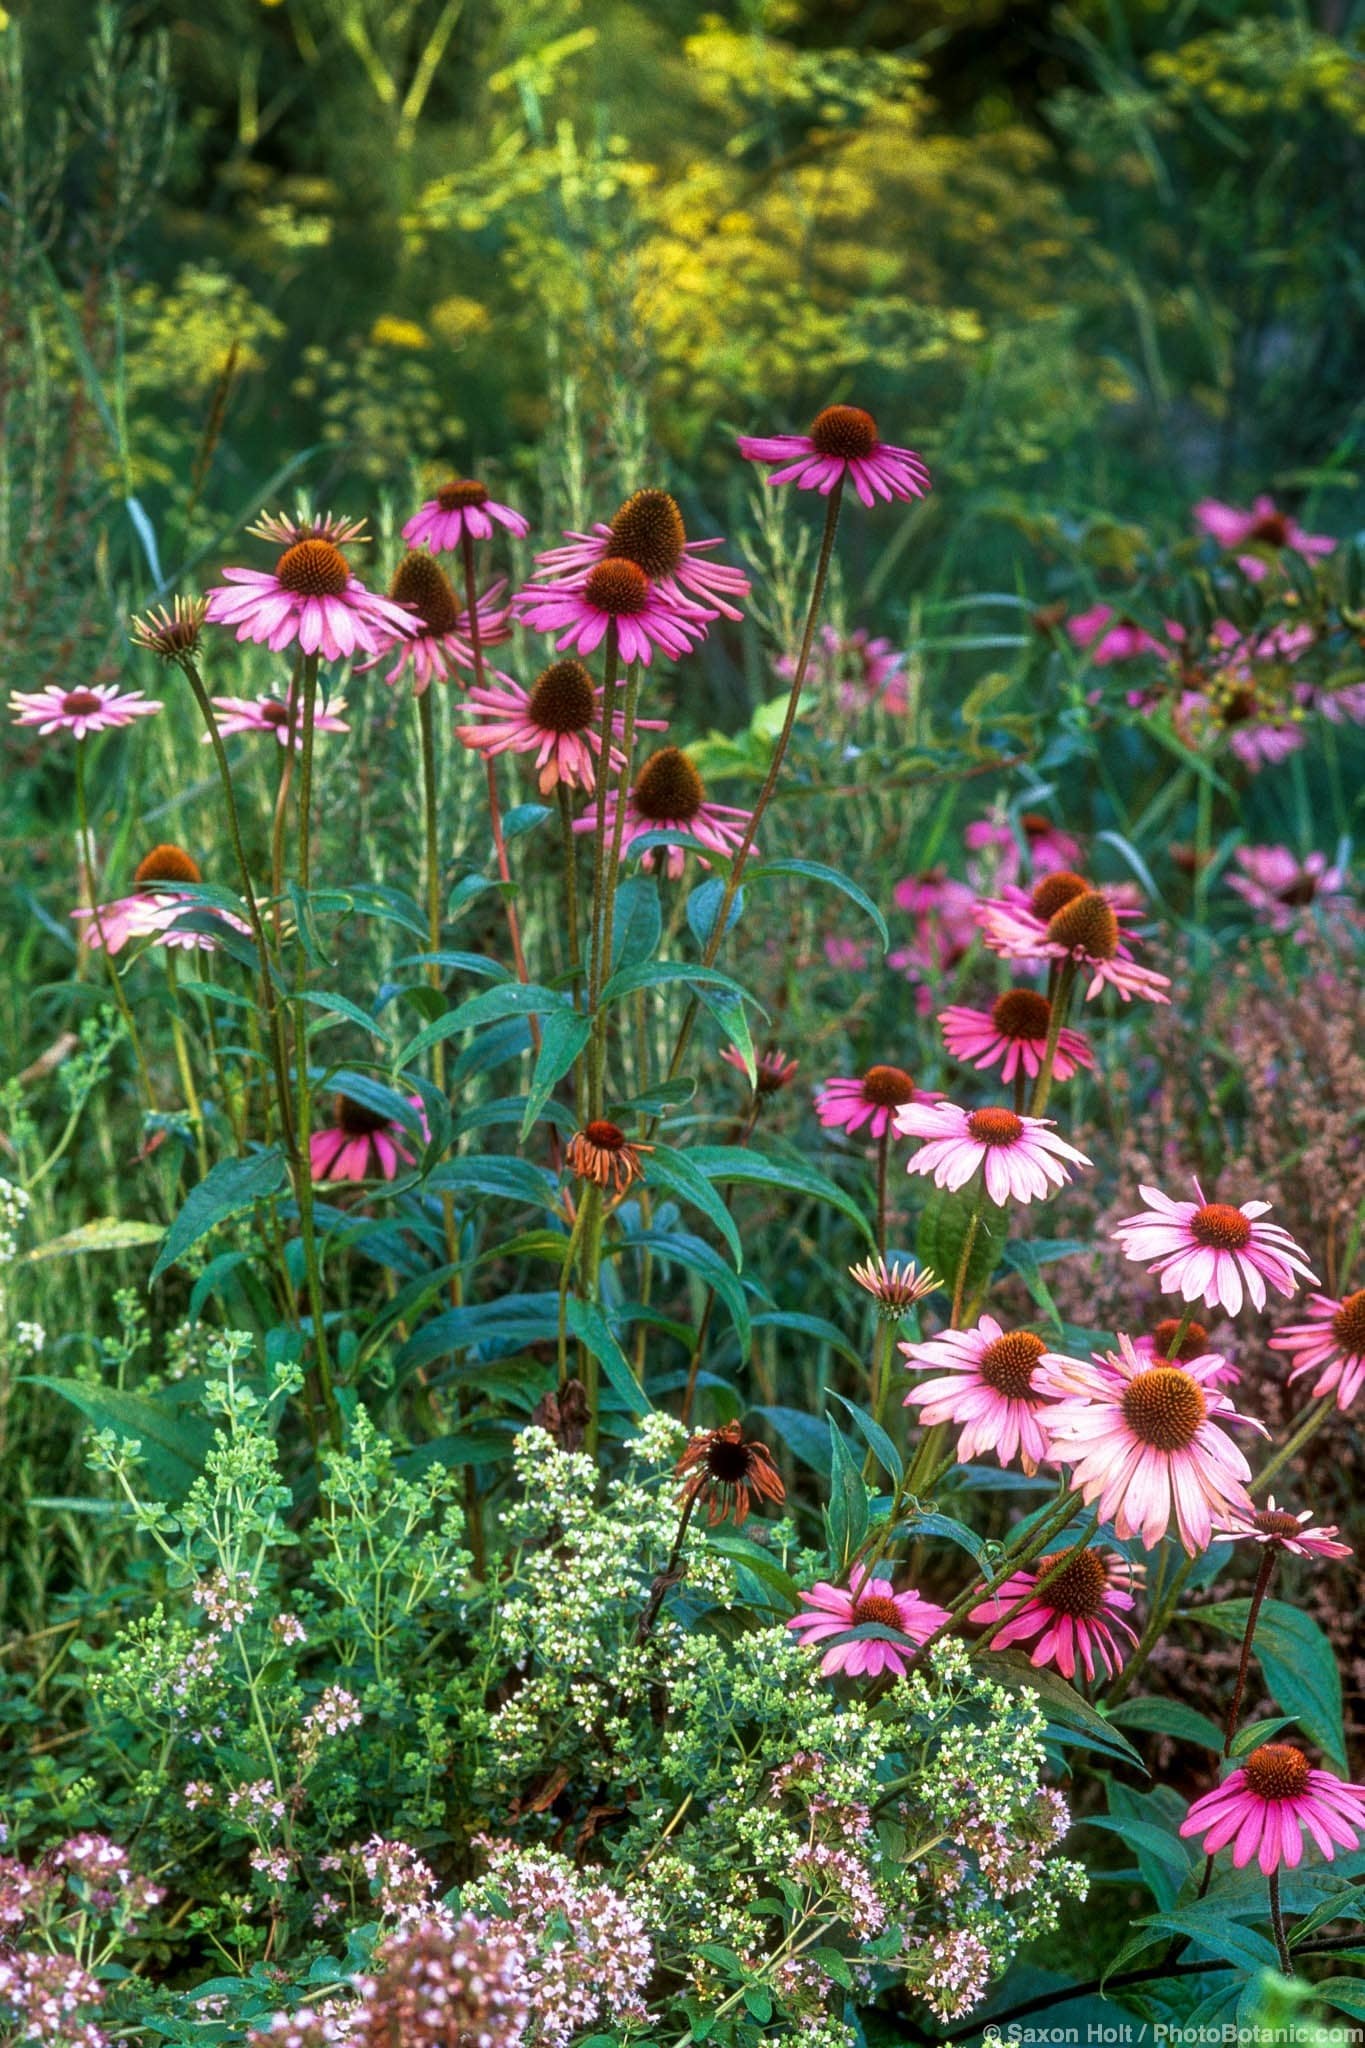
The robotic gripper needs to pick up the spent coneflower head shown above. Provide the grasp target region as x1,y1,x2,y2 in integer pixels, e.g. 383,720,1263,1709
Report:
849,1254,940,1319
968,1547,1139,1683
895,1099,1090,1207
815,1065,943,1143
1179,1745,1365,1873
574,747,754,878
722,1045,799,1095
205,533,417,662
675,1423,785,1526
1218,1495,1352,1561
10,683,162,739
454,659,666,795
1112,1180,1317,1317
566,1120,652,1197
1270,1289,1365,1410
738,405,931,509
129,596,208,662
402,478,530,553
530,488,751,622
1039,1333,1265,1554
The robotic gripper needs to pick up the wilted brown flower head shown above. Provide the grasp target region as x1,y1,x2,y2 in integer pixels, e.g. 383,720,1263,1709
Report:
675,1422,786,1526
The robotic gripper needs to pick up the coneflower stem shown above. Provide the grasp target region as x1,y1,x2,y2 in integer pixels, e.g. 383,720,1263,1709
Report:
876,1125,891,1252
590,655,642,1110
585,626,621,1039
460,531,536,1043
1268,1867,1292,1975
636,1494,698,1645
1223,1546,1277,1757
1105,1551,1196,1706
1251,1391,1336,1495
659,482,843,1091
269,659,302,935
556,1191,593,1390
1028,960,1077,1117
862,1317,897,1483
164,953,209,1179
557,782,584,1013
950,1181,988,1329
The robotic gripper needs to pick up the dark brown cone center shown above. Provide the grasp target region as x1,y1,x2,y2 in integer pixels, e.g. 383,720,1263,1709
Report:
1190,1202,1253,1251
436,479,488,509
335,1095,392,1137
978,1330,1047,1400
862,1063,916,1107
605,489,687,579
1277,875,1318,907
584,1119,626,1151
809,405,878,460
1120,1366,1207,1452
583,559,651,617
1242,1743,1311,1801
62,689,103,715
1035,1549,1109,1619
1253,1510,1303,1538
1331,1289,1365,1355
852,1593,902,1630
1029,870,1090,921
1045,890,1119,960
527,660,596,734
1151,1317,1209,1362
259,700,292,727
1246,513,1290,548
389,551,460,636
134,844,202,887
633,747,704,823
275,539,350,598
966,1107,1024,1146
991,989,1052,1040
705,1437,754,1484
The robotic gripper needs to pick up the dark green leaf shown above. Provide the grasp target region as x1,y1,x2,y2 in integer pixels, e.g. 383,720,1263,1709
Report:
424,1156,559,1208
685,1144,875,1246
825,1419,870,1570
916,1187,1006,1306
685,877,743,949
520,1009,591,1139
1198,1599,1346,1771
609,876,662,971
747,857,889,952
27,1379,211,1499
973,1651,1147,1770
1108,1696,1224,1751
646,1144,742,1270
397,984,569,1066
826,1389,902,1483
756,1405,831,1476
151,1147,286,1281
565,1298,649,1415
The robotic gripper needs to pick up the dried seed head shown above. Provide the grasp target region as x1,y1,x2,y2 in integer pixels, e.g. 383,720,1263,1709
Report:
389,551,461,636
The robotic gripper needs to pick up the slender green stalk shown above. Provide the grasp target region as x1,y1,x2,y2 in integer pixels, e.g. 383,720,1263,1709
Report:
73,739,157,1112
1251,1391,1336,1496
1028,960,1077,1117
589,654,642,1114
1268,1867,1291,1975
556,1193,593,1388
459,531,535,1027
556,781,584,1010
164,953,209,1179
862,1317,898,1484
1105,1550,1195,1705
1222,1545,1276,1756
585,625,622,1043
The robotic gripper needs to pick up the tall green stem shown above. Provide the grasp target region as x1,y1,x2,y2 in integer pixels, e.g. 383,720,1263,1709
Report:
460,530,535,1030
1251,1392,1336,1496
1222,1546,1276,1756
1028,960,1077,1118
589,654,641,1116
73,739,157,1111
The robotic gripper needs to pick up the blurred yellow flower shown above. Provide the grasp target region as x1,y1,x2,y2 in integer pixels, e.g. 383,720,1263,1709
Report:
370,316,430,350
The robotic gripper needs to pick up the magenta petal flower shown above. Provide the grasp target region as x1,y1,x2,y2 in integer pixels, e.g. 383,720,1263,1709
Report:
1112,1180,1317,1317
1039,1334,1264,1554
895,1100,1090,1207
530,489,750,623
1225,846,1349,933
1180,1745,1365,1874
1269,1290,1365,1410
778,624,908,712
573,746,753,878
1066,604,1171,664
1194,495,1336,581
968,1547,1139,1682
73,893,242,955
787,1567,949,1679
355,554,512,694
974,880,1170,1005
206,537,417,661
939,992,1094,1085
738,405,931,510
206,692,349,749
454,658,666,796
309,1094,428,1184
900,1315,1066,1475
401,479,530,552
815,1064,942,1143
1217,1494,1352,1561
515,558,707,666
10,684,162,739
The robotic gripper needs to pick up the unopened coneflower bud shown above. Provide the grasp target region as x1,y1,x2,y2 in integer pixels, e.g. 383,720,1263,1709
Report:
566,1120,652,1196
849,1255,940,1318
722,1044,799,1095
129,596,208,662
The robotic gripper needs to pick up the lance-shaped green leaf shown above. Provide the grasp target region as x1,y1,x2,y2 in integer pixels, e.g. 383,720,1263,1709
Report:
520,1009,591,1138
1197,1598,1346,1772
151,1147,286,1281
683,1145,875,1246
646,1144,742,1270
747,858,889,952
397,984,569,1067
565,1297,649,1415
27,1379,212,1498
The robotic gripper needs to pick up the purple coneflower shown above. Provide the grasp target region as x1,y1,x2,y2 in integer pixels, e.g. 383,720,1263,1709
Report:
788,1567,949,1679
975,871,1170,1005
10,683,161,739
1218,1495,1351,1561
1194,495,1335,582
969,1547,1138,1683
939,991,1093,1085
72,845,246,956
206,533,416,661
901,1315,1062,1476
530,488,750,623
675,1424,786,1526
309,1095,426,1184
815,1064,941,1143
1112,1180,1317,1317
515,557,706,666
575,747,753,877
895,1100,1090,1207
205,692,349,749
454,659,665,796
738,405,931,508
565,1120,652,1196
1269,1289,1365,1410
1180,1745,1365,1873
358,553,512,694
402,478,530,552
1226,846,1349,933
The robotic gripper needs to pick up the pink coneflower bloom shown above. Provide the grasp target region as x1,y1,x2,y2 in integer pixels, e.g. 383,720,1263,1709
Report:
1269,1290,1365,1410
575,746,753,877
1179,1745,1365,1873
900,1316,1061,1474
1040,1334,1264,1553
738,405,931,509
975,871,1170,1005
1225,846,1350,933
779,624,908,713
896,1100,1090,1207
1218,1495,1351,1561
1194,495,1336,583
529,489,750,623
823,936,870,973
1133,1319,1239,1388
938,991,1094,1086
1315,680,1365,727
515,557,706,666
1112,1181,1317,1317
968,1547,1138,1682
787,1567,950,1679
357,554,512,694
205,692,350,749
964,807,1083,886
309,1094,427,1184
206,532,416,661
722,1045,799,1095
850,1254,940,1318
401,478,530,551
10,683,161,739
453,658,665,796
815,1065,941,1143
72,845,246,956
1066,604,1172,664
